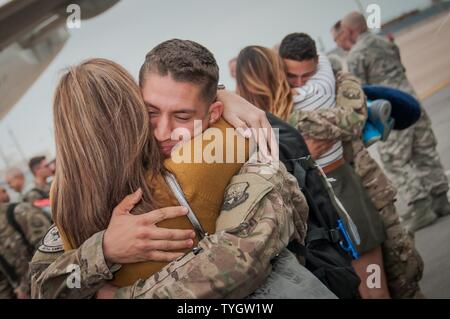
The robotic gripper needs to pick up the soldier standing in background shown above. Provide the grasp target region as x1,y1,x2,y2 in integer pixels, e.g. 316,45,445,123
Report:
0,202,51,298
339,11,450,232
23,156,53,203
4,168,28,202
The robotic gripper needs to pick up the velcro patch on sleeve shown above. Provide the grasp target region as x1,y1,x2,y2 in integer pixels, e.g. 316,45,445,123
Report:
38,225,64,253
216,173,274,232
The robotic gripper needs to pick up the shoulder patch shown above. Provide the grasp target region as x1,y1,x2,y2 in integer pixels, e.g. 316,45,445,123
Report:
342,87,361,100
38,225,64,253
222,182,249,211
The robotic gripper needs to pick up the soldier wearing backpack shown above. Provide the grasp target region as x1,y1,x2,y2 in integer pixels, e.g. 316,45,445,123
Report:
0,202,51,298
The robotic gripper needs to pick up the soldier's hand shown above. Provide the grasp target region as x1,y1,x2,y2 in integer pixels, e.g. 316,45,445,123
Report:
14,287,29,299
96,284,118,299
304,138,336,160
103,189,196,264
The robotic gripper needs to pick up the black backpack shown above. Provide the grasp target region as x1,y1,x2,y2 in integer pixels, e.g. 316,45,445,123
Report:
267,113,361,299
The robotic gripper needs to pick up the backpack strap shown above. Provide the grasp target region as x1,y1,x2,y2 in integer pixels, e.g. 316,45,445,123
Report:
164,172,206,240
306,227,341,245
6,203,34,255
291,156,344,246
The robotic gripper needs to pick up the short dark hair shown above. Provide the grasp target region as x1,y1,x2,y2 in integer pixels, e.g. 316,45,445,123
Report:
139,39,219,103
29,156,45,175
279,33,318,62
332,20,342,32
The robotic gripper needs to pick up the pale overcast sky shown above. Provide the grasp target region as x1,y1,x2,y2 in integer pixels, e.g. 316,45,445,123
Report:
0,0,434,170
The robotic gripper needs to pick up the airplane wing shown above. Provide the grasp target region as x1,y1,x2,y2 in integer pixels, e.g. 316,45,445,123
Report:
0,0,120,120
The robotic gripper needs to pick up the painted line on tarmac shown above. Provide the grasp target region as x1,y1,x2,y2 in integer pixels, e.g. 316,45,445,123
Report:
420,77,450,100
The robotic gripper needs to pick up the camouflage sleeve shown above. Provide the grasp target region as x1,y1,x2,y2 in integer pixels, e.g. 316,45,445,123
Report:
114,163,309,299
291,73,367,141
30,229,121,299
23,190,43,204
347,51,369,85
0,271,15,299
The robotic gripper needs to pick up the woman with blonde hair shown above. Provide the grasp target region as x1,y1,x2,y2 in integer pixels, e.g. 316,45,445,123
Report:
236,46,294,122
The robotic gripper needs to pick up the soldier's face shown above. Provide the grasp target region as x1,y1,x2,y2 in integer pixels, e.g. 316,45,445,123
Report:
0,187,10,203
141,73,223,158
6,175,24,193
35,160,53,179
332,28,353,51
283,57,318,88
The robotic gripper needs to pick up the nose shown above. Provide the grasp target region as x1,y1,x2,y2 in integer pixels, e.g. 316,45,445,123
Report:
295,78,305,87
153,115,172,143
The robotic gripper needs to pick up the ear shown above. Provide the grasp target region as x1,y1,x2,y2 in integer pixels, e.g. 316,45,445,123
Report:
207,101,224,125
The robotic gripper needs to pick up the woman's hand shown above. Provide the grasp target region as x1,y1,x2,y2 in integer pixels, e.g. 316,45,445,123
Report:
96,284,118,299
217,90,278,162
103,189,196,264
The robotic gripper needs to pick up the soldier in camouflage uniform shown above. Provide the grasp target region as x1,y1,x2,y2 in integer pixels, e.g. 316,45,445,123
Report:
24,156,53,204
292,72,424,298
340,11,450,232
23,183,51,204
30,161,309,299
0,202,51,298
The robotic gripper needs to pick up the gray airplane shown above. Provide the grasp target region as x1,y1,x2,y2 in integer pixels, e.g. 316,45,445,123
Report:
0,0,120,120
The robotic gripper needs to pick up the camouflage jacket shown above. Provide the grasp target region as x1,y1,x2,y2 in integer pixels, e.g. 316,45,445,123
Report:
291,72,397,209
30,161,309,299
23,182,51,204
346,31,416,96
0,203,51,298
290,72,368,142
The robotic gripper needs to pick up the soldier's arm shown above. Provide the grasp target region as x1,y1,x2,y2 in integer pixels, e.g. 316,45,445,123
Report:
291,73,367,142
347,50,369,85
114,164,308,299
30,229,121,299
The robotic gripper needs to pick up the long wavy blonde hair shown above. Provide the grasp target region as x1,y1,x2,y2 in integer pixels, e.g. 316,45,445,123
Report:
52,58,163,248
236,46,293,121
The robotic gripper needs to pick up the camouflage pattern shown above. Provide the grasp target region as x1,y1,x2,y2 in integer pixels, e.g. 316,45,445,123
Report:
289,73,367,142
0,203,51,298
23,182,51,204
292,73,425,298
30,161,309,299
346,31,449,208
